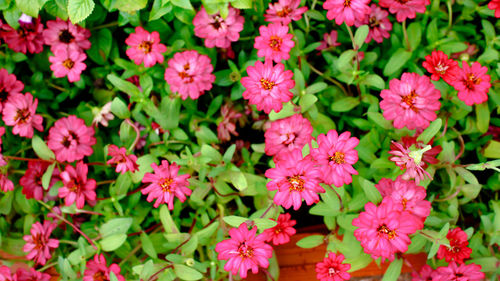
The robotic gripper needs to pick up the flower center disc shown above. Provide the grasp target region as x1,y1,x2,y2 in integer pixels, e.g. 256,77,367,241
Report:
401,90,419,112
377,224,397,240
160,178,174,193
63,59,75,70
269,36,282,51
287,175,305,192
260,78,276,90
329,151,345,164
139,41,153,54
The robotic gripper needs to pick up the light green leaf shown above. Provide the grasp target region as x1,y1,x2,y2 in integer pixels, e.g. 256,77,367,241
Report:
361,74,385,90
149,0,172,21
253,218,278,231
99,218,133,238
41,163,56,190
100,234,127,251
382,258,403,281
330,97,360,112
305,82,327,95
160,204,180,234
110,97,130,119
359,177,382,203
354,25,369,49
67,0,94,23
223,216,248,228
171,0,193,10
173,264,202,280
296,235,325,248
140,232,158,259
383,49,412,77
417,118,442,144
15,0,48,17
32,135,55,160
113,0,147,13
367,112,392,130
407,22,422,50
107,74,141,98
230,0,252,9
299,94,318,113
483,141,500,158
475,102,489,133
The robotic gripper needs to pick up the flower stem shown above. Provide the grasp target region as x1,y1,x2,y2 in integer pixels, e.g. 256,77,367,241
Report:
259,203,275,219
4,156,54,163
345,24,357,50
307,61,349,96
37,261,58,272
125,118,141,153
447,1,453,30
402,20,411,51
90,21,119,31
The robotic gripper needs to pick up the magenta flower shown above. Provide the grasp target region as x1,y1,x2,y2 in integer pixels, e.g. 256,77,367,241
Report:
315,252,351,281
411,264,436,281
262,213,297,245
23,221,59,265
355,4,393,43
380,72,441,130
164,50,215,100
323,0,371,26
310,130,359,187
241,60,295,114
265,149,324,210
317,30,342,51
20,161,59,200
432,262,485,281
0,266,13,281
49,47,87,83
264,114,313,157
2,92,43,138
141,160,191,209
452,61,491,106
265,0,308,25
193,6,244,49
488,0,500,17
437,227,472,264
422,50,461,84
215,223,273,278
254,23,295,63
389,140,436,184
0,172,14,192
83,254,125,281
43,18,91,52
379,0,428,22
107,145,139,174
14,268,51,281
47,115,96,163
1,17,44,54
0,68,24,112
59,161,97,209
125,26,167,67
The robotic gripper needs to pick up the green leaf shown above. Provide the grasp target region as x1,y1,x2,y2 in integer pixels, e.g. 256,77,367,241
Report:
100,233,127,251
483,141,500,158
223,216,248,228
481,19,496,42
171,0,193,10
466,160,500,171
455,167,479,185
367,112,392,129
149,0,172,21
160,204,180,234
336,50,356,72
330,97,360,112
230,0,252,9
160,97,181,130
305,82,327,95
294,68,305,91
296,235,325,248
200,144,222,163
361,74,385,90
109,272,119,281
110,97,130,119
87,28,112,65
99,217,133,238
382,258,403,281
44,0,69,20
223,144,236,163
407,22,422,50
32,135,55,160
67,0,95,23
417,118,442,144
354,25,369,49
140,232,158,259
359,177,382,203
194,221,219,245
221,170,247,191
15,0,48,17
475,102,489,133
41,163,56,190
113,0,147,13
383,49,412,77
173,264,202,280
253,218,277,231
107,74,141,98
299,94,318,113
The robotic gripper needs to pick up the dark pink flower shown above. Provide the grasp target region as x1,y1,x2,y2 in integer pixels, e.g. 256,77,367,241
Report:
193,6,244,49
1,17,44,54
0,266,13,281
2,92,43,138
452,61,491,106
49,47,87,82
43,18,91,52
355,4,393,43
411,264,436,281
263,213,296,245
488,0,500,17
23,221,59,265
265,0,308,25
422,50,461,83
254,23,295,63
379,0,428,22
315,252,351,281
215,223,273,278
14,268,51,281
317,30,341,51
218,103,243,142
59,161,97,209
125,26,166,67
389,140,433,184
83,254,126,281
437,227,472,264
0,172,14,192
399,136,442,169
20,161,59,200
265,114,313,157
0,68,24,112
323,0,371,26
107,145,139,174
432,262,485,281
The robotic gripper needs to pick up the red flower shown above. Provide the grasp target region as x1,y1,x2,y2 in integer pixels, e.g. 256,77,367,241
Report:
0,265,13,281
83,254,125,281
411,264,436,281
437,227,472,264
1,17,44,54
262,213,297,245
315,252,351,281
22,221,59,265
488,0,500,17
107,145,139,174
14,268,51,281
20,161,59,200
422,50,461,84
58,161,97,209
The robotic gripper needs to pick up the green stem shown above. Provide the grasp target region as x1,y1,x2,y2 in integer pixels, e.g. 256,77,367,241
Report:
59,239,78,246
37,261,58,272
447,1,453,30
90,21,119,31
306,61,349,96
345,24,357,50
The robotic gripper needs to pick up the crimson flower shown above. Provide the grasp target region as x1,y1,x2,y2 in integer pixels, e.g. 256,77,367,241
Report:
437,227,472,264
262,213,297,245
83,254,125,281
422,50,461,83
107,145,139,174
58,161,97,209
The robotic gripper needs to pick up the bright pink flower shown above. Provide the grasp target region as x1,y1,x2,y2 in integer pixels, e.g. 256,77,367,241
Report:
107,145,139,174
0,68,24,112
49,47,87,83
92,102,114,127
218,103,243,142
452,61,491,106
20,161,59,200
380,72,441,130
323,0,371,26
2,92,43,138
437,227,472,264
0,266,13,281
432,262,485,281
215,223,273,278
43,18,91,52
125,26,166,67
317,30,341,51
23,221,59,265
1,17,44,54
164,50,215,100
263,213,296,245
59,161,97,209
389,140,432,184
352,197,419,261
265,0,308,25
241,60,295,114
0,172,14,192
315,252,351,281
83,254,126,281
422,50,461,84
265,114,313,157
254,23,295,63
193,6,244,49
355,4,393,43
47,115,96,163
141,160,191,209
14,268,51,281
411,264,436,281
310,130,359,187
379,0,428,22
265,149,324,210
488,0,500,17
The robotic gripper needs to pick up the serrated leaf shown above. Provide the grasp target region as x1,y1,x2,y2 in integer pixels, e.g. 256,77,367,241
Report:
296,235,324,248
32,135,55,160
67,0,94,23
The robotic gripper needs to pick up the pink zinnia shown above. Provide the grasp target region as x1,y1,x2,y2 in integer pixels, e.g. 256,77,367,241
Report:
411,264,436,281
310,130,359,187
262,213,297,245
141,160,191,209
355,4,393,43
193,6,244,49
1,17,44,54
323,0,371,26
254,23,295,63
2,92,43,138
315,252,351,281
164,50,215,100
488,0,500,17
0,172,14,192
452,61,491,106
83,254,125,281
20,161,59,200
432,262,485,281
125,26,167,67
388,140,433,184
47,115,96,163
107,145,139,174
422,50,461,84
23,221,59,265
380,72,441,130
43,18,91,52
241,60,295,114
0,68,24,112
14,268,51,281
397,136,442,169
215,223,273,278
49,47,87,82
437,227,472,264
264,114,313,157
265,0,308,25
317,30,342,51
59,161,97,209
265,149,325,210
218,103,243,142
379,0,428,22
0,266,13,281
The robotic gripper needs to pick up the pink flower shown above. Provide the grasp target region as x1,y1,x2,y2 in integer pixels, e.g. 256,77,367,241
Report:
241,60,295,114
352,197,420,261
141,160,191,209
92,102,114,127
193,6,244,48
83,254,126,281
254,23,295,63
0,68,24,112
432,262,485,281
379,0,428,22
355,4,393,43
265,0,308,25
411,264,436,281
0,172,14,192
380,72,441,130
0,266,13,281
2,92,43,138
488,0,500,17
310,130,359,187
265,149,324,210
125,26,167,67
397,136,442,168
43,18,91,52
265,114,313,157
422,50,461,84
1,17,44,54
107,144,139,174
437,227,472,264
47,115,96,163
262,213,296,245
317,30,342,51
58,161,97,209
323,0,371,26
452,61,491,106
164,50,215,100
218,103,243,142
14,268,51,281
23,221,59,265
388,140,432,184
315,252,351,281
215,223,273,278
20,161,59,200
49,47,87,82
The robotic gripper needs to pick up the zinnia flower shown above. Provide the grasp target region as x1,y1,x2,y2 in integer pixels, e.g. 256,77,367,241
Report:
355,4,393,43
317,30,342,51
379,0,429,22
262,213,297,245
1,16,44,54
411,264,436,281
49,47,87,82
432,262,485,281
215,223,273,278
254,23,295,63
437,227,472,264
452,61,491,106
164,50,215,100
323,0,371,26
193,6,245,49
43,18,91,52
265,0,308,25
0,172,14,192
315,252,351,281
83,254,126,281
422,50,461,84
0,68,24,112
488,0,500,17
23,221,59,265
388,140,434,184
380,72,441,130
20,161,59,200
58,161,97,209
310,130,359,187
264,114,313,157
107,144,139,174
125,26,167,67
2,92,43,138
217,103,243,142
14,268,51,281
241,60,295,114
0,266,13,281
141,160,191,209
398,135,442,168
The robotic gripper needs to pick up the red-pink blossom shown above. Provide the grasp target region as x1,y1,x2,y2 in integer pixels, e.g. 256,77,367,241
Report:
488,0,500,17
422,50,461,83
317,30,341,51
23,221,59,265
83,254,126,281
265,0,308,25
315,252,351,281
0,172,14,192
218,103,243,142
43,18,91,52
107,144,139,174
389,140,432,184
20,161,59,200
2,92,43,138
0,266,13,281
254,23,295,63
1,17,44,54
398,136,442,169
452,61,491,106
437,227,472,264
125,26,167,67
432,262,485,281
14,268,51,281
355,4,393,43
323,0,371,26
49,47,87,83
264,114,313,157
379,0,429,22
263,213,296,245
0,68,24,112
59,161,97,209
193,6,244,49
411,264,436,281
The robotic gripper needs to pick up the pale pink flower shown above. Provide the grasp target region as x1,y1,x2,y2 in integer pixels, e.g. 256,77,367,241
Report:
264,114,313,157
1,17,44,54
49,47,87,82
452,61,491,106
2,92,43,138
0,172,14,192
83,254,125,281
265,0,308,25
355,4,393,43
437,227,472,264
58,161,97,209
43,18,91,52
23,221,59,265
14,268,51,281
193,6,244,48
388,140,435,184
0,68,24,112
432,262,485,281
0,266,13,281
315,252,351,281
317,30,341,51
92,102,114,127
262,213,296,245
379,0,428,22
323,0,371,26
20,161,59,200
254,23,295,63
107,144,139,174
125,26,167,67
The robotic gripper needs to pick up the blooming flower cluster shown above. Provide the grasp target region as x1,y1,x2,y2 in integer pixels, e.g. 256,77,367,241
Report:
411,263,485,281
